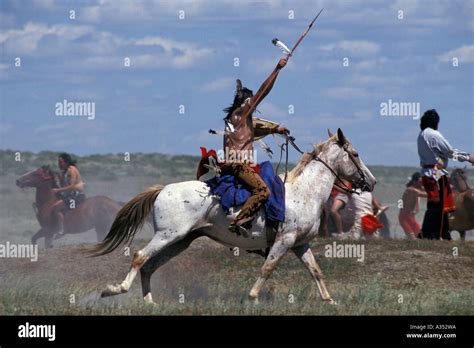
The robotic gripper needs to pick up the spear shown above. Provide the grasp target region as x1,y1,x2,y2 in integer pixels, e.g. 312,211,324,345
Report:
272,8,324,60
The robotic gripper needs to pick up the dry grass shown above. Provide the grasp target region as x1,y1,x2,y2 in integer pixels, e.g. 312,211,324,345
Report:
1,164,473,315
0,238,472,315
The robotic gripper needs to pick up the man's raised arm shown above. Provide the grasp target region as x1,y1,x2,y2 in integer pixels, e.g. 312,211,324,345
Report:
243,58,287,118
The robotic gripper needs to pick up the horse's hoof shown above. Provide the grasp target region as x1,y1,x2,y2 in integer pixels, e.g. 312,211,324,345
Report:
248,295,259,305
143,293,157,305
101,284,124,297
324,298,338,305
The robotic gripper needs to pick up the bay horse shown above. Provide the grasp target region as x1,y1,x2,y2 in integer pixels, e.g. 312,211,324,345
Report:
449,168,474,240
16,165,123,248
93,129,376,304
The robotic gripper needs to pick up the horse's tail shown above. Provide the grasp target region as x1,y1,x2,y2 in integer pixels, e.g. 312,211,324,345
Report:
90,184,164,256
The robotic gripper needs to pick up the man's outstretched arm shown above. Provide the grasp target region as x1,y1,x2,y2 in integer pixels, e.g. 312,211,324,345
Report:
432,131,474,164
242,58,287,118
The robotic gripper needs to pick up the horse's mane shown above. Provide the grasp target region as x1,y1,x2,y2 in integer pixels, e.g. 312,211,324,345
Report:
286,134,338,183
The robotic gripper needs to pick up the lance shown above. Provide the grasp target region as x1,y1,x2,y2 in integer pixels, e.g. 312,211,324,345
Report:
272,8,324,60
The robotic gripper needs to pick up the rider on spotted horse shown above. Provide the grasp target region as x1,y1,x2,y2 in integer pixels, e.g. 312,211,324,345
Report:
198,58,290,236
198,10,325,237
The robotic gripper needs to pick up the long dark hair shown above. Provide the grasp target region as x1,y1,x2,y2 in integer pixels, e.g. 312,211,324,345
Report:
224,79,253,119
406,172,421,187
420,109,439,130
58,152,77,166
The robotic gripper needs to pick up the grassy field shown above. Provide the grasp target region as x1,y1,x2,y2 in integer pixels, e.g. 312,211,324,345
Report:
0,150,473,315
0,239,472,315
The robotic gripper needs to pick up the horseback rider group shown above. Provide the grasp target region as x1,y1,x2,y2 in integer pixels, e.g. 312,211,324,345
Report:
39,23,473,242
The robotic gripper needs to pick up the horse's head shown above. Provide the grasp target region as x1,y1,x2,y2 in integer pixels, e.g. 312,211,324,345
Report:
324,128,376,192
452,168,466,181
16,165,56,188
451,167,469,192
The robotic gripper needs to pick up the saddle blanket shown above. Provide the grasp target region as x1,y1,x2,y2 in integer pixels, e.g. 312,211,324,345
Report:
205,161,285,223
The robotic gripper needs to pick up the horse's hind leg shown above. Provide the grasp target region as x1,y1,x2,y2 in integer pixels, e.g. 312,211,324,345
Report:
141,232,201,304
292,243,336,304
44,232,54,249
101,229,195,298
94,225,108,242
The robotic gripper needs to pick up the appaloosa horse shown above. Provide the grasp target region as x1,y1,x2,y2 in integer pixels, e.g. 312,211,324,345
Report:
449,168,474,240
93,129,376,305
16,166,123,248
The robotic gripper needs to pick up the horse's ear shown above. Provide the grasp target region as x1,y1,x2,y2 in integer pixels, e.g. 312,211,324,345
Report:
327,129,334,138
236,79,242,93
337,128,347,145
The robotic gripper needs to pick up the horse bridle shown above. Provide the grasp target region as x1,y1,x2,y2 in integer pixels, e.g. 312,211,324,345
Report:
39,167,55,181
283,135,369,194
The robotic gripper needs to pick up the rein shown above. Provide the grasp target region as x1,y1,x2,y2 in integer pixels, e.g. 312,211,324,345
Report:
275,136,290,183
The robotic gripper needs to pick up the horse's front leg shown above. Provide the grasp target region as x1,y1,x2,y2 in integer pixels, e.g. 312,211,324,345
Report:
31,228,45,245
44,231,54,249
292,243,336,304
248,232,296,302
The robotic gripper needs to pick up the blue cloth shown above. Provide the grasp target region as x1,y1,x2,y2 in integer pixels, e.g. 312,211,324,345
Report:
206,161,285,222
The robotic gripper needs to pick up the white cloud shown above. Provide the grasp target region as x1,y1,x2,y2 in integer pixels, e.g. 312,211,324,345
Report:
81,36,214,69
82,5,102,23
438,45,474,63
34,122,69,134
323,86,370,99
320,40,380,57
339,41,380,55
202,77,235,92
80,0,220,23
0,22,94,55
0,22,213,69
353,57,389,70
84,49,213,70
257,102,287,120
31,0,55,9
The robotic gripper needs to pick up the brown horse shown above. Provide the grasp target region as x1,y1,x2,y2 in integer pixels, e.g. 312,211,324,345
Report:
16,165,123,248
449,168,474,240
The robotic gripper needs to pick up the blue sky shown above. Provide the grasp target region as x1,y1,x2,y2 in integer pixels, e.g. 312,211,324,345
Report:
0,0,473,166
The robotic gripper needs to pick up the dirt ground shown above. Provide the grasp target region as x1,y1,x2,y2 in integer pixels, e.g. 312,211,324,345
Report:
0,236,472,315
1,172,473,315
